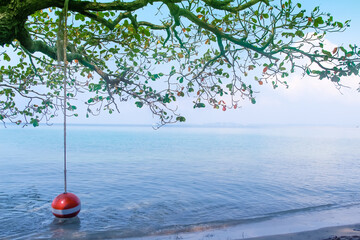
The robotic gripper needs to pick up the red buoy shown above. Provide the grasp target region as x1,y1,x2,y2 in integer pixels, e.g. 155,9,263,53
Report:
51,192,81,218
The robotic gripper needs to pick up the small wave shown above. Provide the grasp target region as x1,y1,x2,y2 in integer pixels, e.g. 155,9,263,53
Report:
268,203,336,218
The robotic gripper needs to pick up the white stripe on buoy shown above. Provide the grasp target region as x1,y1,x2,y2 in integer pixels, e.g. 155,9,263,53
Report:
52,204,81,215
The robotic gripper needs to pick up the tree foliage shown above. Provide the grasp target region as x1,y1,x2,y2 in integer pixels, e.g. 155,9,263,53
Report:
0,0,359,127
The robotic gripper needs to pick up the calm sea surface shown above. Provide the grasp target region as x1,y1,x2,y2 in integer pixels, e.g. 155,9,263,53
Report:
0,125,360,239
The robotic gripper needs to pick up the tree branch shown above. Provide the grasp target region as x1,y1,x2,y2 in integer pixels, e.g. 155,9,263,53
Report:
203,0,269,14
67,0,170,12
164,1,279,60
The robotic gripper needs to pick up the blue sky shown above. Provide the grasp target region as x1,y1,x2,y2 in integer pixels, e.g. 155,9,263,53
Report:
65,0,359,127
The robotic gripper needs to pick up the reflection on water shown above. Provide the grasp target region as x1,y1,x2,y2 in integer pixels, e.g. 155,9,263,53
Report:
49,217,82,239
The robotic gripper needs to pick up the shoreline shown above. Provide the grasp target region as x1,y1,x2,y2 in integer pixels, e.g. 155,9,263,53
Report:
130,204,360,240
23,222,360,240
133,223,360,240
243,224,360,240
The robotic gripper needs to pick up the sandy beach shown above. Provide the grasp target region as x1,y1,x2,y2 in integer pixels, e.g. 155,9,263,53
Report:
133,205,360,240
244,224,360,240
129,222,360,240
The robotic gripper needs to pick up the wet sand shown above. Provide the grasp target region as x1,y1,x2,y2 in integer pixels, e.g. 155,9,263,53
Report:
243,224,360,240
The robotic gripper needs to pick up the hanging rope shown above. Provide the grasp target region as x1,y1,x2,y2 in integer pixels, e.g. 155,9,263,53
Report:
57,0,70,193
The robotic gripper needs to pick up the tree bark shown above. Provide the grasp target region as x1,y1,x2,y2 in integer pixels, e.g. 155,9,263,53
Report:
0,0,26,45
0,0,56,46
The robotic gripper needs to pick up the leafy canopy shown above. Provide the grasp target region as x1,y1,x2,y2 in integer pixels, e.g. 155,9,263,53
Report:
0,0,359,127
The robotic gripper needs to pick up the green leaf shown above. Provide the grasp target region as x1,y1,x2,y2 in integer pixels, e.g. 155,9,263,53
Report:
3,53,10,62
226,83,233,90
176,116,186,122
295,30,304,38
331,75,340,82
340,46,347,54
194,103,205,108
162,94,171,103
30,118,39,127
319,71,328,80
322,49,332,57
314,17,324,27
74,14,85,21
312,70,322,75
135,101,144,108
251,98,256,104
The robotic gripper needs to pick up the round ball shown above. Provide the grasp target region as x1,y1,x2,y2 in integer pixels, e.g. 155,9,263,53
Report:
51,192,81,218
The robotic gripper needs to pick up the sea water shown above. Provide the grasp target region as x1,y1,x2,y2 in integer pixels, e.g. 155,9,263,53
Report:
0,125,360,239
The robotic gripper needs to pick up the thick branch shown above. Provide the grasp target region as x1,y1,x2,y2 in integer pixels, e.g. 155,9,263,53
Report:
16,26,98,72
79,11,131,30
66,0,170,12
17,27,57,59
203,0,269,14
78,10,170,31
